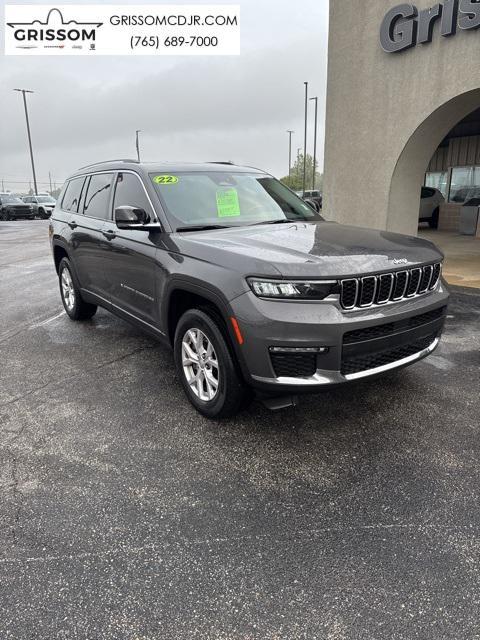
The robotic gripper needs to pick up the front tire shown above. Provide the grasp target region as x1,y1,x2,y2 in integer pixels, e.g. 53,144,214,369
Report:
58,257,97,320
174,309,249,419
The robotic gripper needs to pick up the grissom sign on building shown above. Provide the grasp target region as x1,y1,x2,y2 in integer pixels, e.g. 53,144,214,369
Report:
380,0,480,53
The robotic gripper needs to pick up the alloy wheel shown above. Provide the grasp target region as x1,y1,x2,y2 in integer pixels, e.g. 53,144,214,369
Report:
181,328,220,402
61,267,75,311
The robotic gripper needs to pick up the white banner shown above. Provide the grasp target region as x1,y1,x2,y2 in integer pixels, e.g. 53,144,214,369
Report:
4,4,240,55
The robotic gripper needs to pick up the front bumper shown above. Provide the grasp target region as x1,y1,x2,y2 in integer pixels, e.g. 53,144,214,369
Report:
9,209,34,219
229,282,449,392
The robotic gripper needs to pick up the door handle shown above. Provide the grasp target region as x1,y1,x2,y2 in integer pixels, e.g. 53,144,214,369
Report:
102,228,116,240
68,220,78,229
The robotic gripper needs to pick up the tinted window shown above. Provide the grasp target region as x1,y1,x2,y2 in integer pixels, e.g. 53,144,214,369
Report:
421,187,436,199
113,172,153,215
83,173,114,220
62,177,85,212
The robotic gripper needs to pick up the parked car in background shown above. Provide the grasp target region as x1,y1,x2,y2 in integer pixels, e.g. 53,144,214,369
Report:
419,187,444,228
23,195,56,219
0,195,34,220
295,189,323,212
450,186,480,204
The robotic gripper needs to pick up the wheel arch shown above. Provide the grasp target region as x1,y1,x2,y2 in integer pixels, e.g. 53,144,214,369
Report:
164,281,232,346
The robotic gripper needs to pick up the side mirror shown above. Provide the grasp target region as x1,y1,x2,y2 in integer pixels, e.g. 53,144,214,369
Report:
115,206,150,229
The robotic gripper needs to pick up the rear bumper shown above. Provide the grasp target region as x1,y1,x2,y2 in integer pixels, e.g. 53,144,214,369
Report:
229,282,449,393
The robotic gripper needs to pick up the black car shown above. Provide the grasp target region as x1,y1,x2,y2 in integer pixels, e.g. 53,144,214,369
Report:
0,195,34,220
49,160,448,418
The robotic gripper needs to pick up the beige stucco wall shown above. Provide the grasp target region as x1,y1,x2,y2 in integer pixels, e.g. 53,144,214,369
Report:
324,0,480,236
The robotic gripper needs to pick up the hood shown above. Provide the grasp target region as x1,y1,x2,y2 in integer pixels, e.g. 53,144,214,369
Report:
172,221,443,278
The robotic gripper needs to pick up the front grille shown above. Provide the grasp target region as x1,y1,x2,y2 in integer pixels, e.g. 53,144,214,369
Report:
341,333,437,376
340,263,442,310
343,306,446,344
270,352,317,378
359,277,376,306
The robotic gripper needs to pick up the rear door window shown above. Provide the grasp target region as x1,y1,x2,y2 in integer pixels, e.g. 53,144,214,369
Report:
62,177,86,212
82,173,114,220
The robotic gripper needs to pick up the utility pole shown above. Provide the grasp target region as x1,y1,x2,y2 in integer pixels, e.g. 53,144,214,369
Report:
14,89,38,196
49,171,53,194
302,82,308,197
135,130,141,162
287,130,294,178
309,96,318,190
1,179,4,192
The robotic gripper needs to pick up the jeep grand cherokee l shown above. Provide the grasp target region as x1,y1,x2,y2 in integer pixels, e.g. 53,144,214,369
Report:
0,195,34,220
49,160,449,418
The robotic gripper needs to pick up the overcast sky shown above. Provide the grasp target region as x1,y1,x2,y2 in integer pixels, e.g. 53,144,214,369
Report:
0,0,329,193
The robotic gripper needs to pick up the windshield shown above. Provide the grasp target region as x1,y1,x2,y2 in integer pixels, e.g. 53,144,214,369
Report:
36,196,56,203
1,196,23,204
149,171,323,230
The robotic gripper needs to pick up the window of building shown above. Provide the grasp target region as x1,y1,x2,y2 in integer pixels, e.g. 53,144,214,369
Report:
62,177,85,212
82,173,114,219
113,172,153,216
449,166,480,203
425,171,448,199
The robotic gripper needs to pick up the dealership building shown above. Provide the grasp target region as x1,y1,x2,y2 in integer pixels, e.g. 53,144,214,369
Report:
324,0,480,240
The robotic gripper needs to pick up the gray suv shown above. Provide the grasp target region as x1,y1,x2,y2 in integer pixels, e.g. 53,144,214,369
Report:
49,160,449,418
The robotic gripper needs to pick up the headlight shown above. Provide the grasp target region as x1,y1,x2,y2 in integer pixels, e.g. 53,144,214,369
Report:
247,278,337,300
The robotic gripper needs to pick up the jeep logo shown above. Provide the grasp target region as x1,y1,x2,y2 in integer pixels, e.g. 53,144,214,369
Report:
392,258,408,264
380,1,480,53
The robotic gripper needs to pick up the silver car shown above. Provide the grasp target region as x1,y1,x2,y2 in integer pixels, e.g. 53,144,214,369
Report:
419,187,444,229
22,195,57,219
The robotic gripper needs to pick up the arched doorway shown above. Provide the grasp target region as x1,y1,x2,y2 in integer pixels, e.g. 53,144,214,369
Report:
387,90,480,289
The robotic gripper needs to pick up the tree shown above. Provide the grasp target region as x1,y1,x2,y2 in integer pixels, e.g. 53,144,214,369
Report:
280,153,323,192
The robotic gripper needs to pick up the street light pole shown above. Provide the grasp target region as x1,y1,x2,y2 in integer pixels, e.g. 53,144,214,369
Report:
135,129,141,162
302,82,308,197
14,89,38,196
309,96,318,190
287,130,294,178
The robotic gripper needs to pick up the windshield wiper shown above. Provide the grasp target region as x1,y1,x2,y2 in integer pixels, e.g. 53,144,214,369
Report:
175,224,230,232
250,218,307,226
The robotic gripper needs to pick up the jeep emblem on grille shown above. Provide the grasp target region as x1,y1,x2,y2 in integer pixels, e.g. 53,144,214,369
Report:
392,258,408,265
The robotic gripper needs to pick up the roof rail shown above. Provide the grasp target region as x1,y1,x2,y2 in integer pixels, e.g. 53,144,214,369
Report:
77,158,140,170
207,161,235,165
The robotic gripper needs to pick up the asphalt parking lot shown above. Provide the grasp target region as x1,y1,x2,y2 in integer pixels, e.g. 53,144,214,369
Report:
1,220,479,639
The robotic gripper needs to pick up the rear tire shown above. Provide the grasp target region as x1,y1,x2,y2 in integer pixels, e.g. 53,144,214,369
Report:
174,308,249,419
429,207,439,229
58,257,97,321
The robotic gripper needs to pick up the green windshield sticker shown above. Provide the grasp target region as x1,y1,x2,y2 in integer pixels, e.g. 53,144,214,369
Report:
216,188,241,217
152,175,178,185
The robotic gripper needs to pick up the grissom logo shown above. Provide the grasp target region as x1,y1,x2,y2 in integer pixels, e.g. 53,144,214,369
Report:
7,8,103,44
